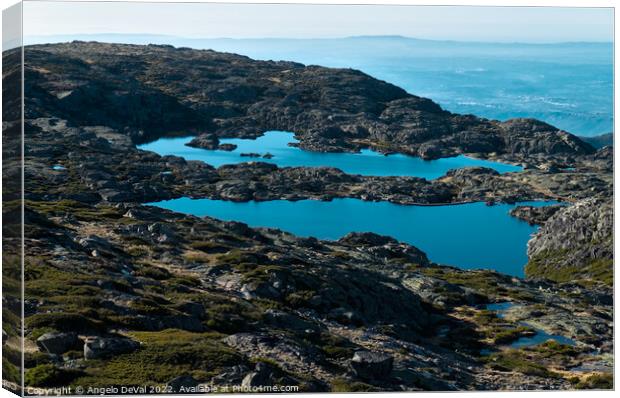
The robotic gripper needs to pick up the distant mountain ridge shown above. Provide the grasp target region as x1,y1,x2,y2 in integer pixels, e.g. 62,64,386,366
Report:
579,133,613,149
24,33,614,46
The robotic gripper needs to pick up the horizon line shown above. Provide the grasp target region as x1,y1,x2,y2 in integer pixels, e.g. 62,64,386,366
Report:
23,32,614,46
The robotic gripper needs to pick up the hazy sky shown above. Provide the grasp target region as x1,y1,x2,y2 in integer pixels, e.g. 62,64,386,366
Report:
24,1,614,43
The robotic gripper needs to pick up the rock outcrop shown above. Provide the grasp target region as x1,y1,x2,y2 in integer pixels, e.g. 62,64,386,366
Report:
509,205,563,225
83,337,140,360
36,332,79,355
20,42,594,162
526,199,613,285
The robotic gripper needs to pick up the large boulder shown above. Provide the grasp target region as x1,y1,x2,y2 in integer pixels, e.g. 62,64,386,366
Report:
36,332,79,354
338,232,429,266
83,336,140,360
350,351,393,381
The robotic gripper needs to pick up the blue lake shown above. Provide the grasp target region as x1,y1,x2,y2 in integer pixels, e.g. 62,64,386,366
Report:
139,131,521,178
147,198,556,276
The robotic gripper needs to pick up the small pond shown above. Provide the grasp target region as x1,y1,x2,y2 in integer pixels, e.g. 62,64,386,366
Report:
486,302,576,349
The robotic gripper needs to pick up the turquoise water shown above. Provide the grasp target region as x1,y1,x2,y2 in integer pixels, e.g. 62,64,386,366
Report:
486,303,576,348
43,35,612,136
147,198,556,276
194,38,612,136
139,131,521,178
509,328,576,349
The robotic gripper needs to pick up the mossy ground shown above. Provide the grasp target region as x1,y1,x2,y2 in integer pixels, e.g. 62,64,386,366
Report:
411,264,535,302
526,249,612,287
571,373,613,389
71,329,242,388
483,340,590,383
472,310,536,345
25,364,84,387
484,349,561,379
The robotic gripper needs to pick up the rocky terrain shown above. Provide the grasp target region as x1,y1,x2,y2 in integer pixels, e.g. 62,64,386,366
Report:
2,41,614,393
23,41,595,163
526,199,613,285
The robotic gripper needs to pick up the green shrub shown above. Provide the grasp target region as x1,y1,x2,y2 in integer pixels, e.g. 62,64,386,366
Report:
134,265,172,280
532,340,580,359
24,351,53,368
25,364,82,387
485,349,560,378
2,346,22,367
493,326,535,345
2,357,20,384
25,313,104,334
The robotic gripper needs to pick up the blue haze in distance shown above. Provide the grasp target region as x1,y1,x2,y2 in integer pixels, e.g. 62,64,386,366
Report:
23,3,613,43
25,34,613,136
23,2,613,136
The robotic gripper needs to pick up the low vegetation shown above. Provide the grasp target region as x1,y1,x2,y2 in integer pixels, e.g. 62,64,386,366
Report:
72,329,241,388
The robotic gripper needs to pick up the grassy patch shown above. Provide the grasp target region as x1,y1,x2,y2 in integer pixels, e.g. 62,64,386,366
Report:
25,259,105,300
492,326,535,345
473,309,535,345
25,364,83,387
526,249,612,286
25,312,105,334
24,199,124,222
484,349,560,378
182,251,212,263
204,300,262,334
531,340,580,359
573,373,613,389
72,329,241,387
2,357,20,384
134,264,172,280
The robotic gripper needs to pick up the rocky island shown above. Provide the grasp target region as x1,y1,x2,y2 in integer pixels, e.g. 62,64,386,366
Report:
2,41,613,393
